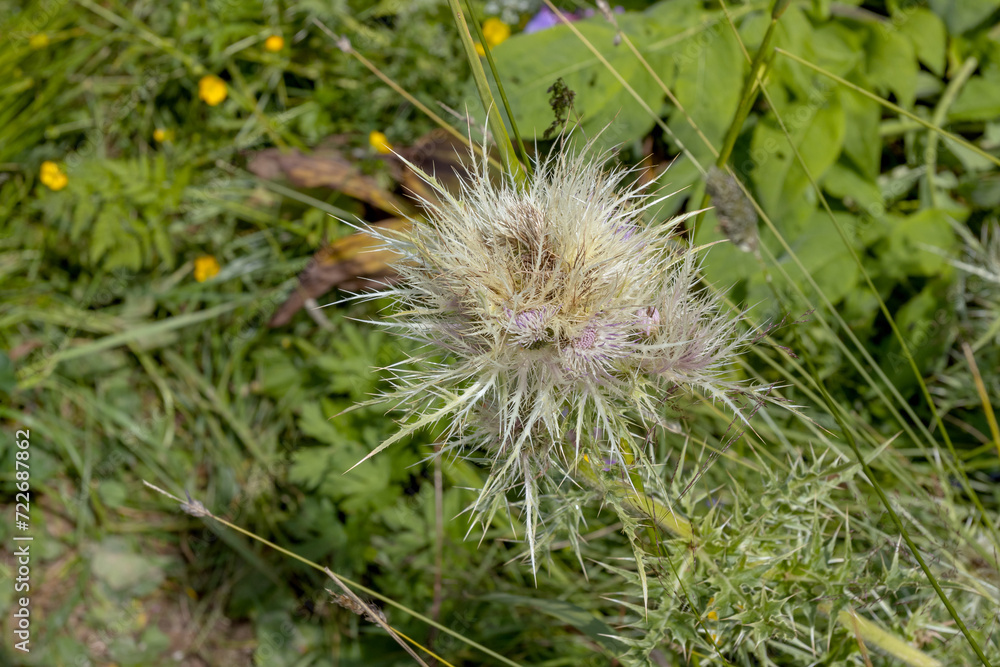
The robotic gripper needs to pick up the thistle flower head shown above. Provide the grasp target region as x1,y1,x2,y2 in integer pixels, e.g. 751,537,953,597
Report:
357,145,759,569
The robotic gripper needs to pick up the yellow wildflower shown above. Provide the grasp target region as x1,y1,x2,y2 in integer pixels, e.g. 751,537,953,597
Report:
482,18,510,48
368,130,392,154
198,75,227,106
193,256,221,282
29,33,49,49
39,161,68,191
707,610,718,621
474,42,485,57
264,35,285,52
153,128,174,143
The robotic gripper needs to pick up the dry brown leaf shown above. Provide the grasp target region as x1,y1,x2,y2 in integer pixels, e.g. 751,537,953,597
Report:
267,218,410,328
262,131,488,328
249,147,409,215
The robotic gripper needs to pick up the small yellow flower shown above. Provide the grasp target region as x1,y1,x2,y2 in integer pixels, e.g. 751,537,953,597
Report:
369,130,392,154
29,33,49,49
153,128,174,143
193,255,221,282
39,161,68,191
482,18,511,48
474,42,486,57
264,35,285,52
198,75,227,106
705,596,719,621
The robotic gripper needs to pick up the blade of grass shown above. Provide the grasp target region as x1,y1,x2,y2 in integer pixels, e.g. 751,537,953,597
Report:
691,0,792,242
446,0,527,184
463,0,532,176
739,37,1000,554
811,364,992,666
924,56,978,208
143,481,518,667
962,342,1000,461
16,299,250,389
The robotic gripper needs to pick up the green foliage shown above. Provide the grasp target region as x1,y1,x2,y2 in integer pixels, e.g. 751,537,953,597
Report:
2,0,1000,665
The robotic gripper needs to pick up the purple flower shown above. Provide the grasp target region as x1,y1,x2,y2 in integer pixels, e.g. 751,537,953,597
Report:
524,7,565,33
524,5,626,34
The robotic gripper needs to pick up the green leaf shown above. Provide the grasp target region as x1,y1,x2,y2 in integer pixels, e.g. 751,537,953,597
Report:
866,28,917,108
773,210,861,306
927,0,1000,34
480,9,699,149
898,8,947,76
838,87,881,179
666,12,746,164
291,402,404,514
750,92,845,231
90,205,119,266
949,68,1000,123
881,208,958,278
822,162,884,228
252,348,302,398
297,400,347,448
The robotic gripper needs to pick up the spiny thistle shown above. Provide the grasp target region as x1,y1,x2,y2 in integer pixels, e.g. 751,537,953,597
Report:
352,144,763,570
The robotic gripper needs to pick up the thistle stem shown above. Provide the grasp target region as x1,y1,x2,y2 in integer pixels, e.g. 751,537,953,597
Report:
571,449,693,541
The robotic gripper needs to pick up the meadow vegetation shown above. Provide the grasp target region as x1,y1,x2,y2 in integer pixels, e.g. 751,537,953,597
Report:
1,0,999,665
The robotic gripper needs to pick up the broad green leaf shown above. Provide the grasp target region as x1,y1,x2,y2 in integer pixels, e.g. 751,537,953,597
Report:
927,0,1000,34
881,209,958,279
483,15,665,148
667,12,745,163
949,68,1000,122
750,93,845,232
821,161,884,232
772,210,860,306
866,28,917,108
898,8,947,76
838,87,881,178
699,208,760,302
811,23,865,78
768,6,818,97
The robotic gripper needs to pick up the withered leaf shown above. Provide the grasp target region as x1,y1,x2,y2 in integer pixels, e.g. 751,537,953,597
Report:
263,130,488,328
249,147,410,215
267,218,410,328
